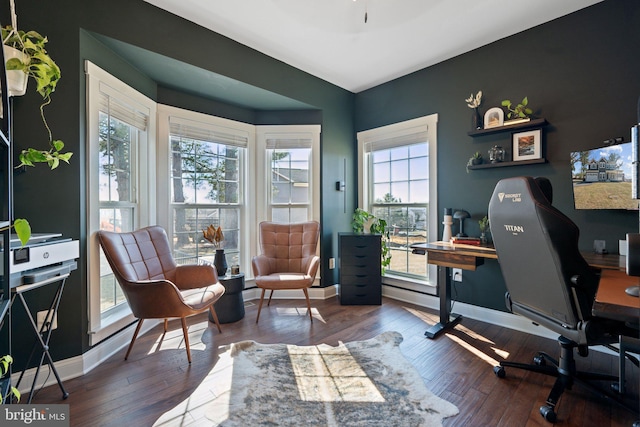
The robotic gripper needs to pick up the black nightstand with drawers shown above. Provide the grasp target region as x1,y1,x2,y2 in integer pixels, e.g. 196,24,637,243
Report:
338,233,382,305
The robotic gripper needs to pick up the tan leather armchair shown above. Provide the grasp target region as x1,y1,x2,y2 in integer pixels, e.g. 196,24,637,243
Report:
97,226,225,363
252,221,320,323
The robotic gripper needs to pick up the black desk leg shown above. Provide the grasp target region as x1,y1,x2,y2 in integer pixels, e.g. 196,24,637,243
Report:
425,265,462,339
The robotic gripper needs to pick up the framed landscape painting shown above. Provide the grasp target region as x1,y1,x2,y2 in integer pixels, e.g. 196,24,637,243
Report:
512,129,541,161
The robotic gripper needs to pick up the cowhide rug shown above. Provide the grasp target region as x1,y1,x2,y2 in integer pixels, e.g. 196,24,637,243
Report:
155,331,458,426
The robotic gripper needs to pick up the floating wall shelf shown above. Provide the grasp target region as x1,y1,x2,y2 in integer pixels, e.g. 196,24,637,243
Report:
468,118,548,137
467,158,547,170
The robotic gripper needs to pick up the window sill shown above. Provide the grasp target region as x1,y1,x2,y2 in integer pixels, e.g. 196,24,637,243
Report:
89,305,135,346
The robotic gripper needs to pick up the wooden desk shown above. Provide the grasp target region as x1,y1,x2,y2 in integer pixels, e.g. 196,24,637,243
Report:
592,269,640,323
581,252,626,272
410,241,497,338
411,242,632,339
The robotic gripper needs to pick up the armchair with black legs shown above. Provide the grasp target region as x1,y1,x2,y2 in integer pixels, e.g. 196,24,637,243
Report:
488,176,638,423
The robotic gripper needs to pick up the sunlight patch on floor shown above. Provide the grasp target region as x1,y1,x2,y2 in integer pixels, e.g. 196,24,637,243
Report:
454,324,510,359
287,342,384,403
146,320,210,355
402,306,439,324
445,333,500,366
455,324,495,344
154,346,235,426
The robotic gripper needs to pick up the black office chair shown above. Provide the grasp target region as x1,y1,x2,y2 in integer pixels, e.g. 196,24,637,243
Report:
488,176,636,423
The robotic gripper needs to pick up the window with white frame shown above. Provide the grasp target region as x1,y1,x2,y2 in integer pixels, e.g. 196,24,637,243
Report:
86,61,157,345
357,114,438,288
256,126,321,224
86,65,321,345
162,112,251,269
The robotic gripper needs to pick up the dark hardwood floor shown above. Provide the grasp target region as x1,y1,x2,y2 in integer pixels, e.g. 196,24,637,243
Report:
31,297,639,426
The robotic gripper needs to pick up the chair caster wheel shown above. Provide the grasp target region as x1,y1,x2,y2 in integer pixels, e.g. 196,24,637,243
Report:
62,392,69,399
540,405,557,423
533,354,546,366
493,366,505,378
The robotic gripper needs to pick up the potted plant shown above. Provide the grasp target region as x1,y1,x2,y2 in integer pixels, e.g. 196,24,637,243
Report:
501,96,533,120
465,90,483,130
466,151,483,173
1,25,72,169
203,224,227,277
478,215,490,244
351,208,392,274
0,354,20,402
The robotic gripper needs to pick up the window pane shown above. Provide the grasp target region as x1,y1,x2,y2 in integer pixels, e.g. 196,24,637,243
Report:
373,161,390,183
269,148,311,221
409,156,428,180
170,133,243,266
369,141,428,278
171,137,240,205
271,207,309,223
98,109,138,315
391,159,408,181
99,112,133,203
390,146,408,161
408,179,428,203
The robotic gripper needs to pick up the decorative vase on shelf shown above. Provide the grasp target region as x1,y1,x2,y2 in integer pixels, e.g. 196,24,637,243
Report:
214,248,228,277
472,108,483,130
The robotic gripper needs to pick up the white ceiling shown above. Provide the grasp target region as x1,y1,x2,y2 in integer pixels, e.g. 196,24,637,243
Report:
144,0,602,93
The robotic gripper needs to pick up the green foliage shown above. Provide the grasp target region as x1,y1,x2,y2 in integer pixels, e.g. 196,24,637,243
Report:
351,208,392,274
466,152,483,173
0,218,31,246
478,215,490,233
501,97,533,119
0,355,21,402
2,25,72,169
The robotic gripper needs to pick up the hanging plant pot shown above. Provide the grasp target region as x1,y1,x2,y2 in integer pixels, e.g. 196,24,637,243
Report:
3,45,28,97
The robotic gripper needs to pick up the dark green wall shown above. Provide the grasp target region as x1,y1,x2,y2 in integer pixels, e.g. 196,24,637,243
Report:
5,0,640,363
355,0,640,310
7,0,355,362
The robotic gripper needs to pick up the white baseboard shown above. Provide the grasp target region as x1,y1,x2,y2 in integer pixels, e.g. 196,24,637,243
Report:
12,318,161,395
16,283,624,394
381,285,558,340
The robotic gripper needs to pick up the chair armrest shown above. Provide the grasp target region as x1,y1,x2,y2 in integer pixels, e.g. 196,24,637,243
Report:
174,264,219,290
305,255,320,278
121,279,186,318
252,255,272,277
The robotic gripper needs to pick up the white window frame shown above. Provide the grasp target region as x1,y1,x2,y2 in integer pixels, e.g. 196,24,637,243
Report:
85,61,157,345
357,114,438,293
256,125,321,224
157,104,255,275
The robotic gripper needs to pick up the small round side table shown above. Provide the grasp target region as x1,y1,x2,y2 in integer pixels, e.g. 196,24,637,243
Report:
211,273,245,323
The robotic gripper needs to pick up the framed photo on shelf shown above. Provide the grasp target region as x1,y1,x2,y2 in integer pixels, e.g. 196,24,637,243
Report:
512,129,542,161
484,107,504,129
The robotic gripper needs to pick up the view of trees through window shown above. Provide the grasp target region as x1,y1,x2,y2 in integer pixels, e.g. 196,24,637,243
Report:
170,135,242,268
98,112,135,312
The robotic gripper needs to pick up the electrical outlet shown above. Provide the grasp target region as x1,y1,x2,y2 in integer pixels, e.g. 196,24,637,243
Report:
37,310,57,331
329,258,336,269
452,268,462,282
